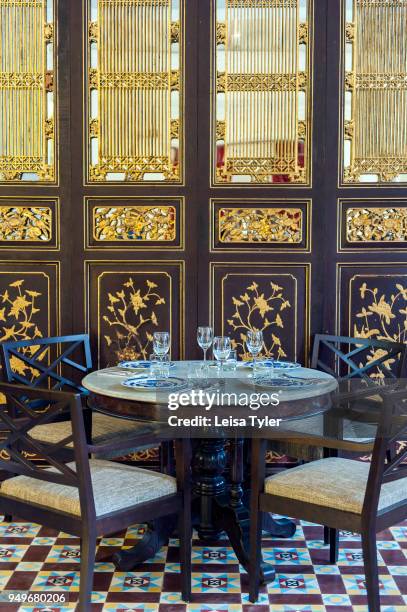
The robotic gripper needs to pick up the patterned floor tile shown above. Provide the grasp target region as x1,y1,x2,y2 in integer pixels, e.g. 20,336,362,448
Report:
110,572,163,593
267,573,320,595
341,573,400,595
0,518,403,608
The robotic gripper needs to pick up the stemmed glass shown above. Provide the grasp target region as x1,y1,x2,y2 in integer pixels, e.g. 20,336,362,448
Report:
197,326,213,363
153,331,170,362
246,330,263,366
213,336,231,373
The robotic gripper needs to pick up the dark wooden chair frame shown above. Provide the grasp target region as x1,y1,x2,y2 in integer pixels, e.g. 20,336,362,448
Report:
311,333,407,554
249,385,407,611
311,333,407,381
0,333,172,472
0,383,192,611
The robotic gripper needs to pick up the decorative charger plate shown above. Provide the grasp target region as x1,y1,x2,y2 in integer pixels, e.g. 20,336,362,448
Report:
118,360,175,370
122,376,187,391
253,377,313,389
238,360,301,369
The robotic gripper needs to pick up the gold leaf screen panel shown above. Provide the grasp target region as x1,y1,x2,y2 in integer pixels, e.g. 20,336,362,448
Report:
87,0,183,183
214,0,311,184
0,197,59,250
210,198,311,252
85,197,184,250
343,0,407,184
0,0,56,183
338,199,407,252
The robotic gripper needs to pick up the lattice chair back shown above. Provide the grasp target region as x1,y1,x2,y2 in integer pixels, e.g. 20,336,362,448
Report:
0,334,92,395
363,385,407,517
311,334,407,384
0,383,95,521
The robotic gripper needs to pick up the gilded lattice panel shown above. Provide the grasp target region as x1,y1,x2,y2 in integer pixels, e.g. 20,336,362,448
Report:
0,207,52,243
219,207,302,243
0,0,56,183
343,0,407,183
214,0,311,184
87,0,183,183
93,205,176,242
346,207,407,243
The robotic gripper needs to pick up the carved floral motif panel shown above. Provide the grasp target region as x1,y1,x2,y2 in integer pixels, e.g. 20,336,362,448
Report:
87,261,184,367
210,263,309,363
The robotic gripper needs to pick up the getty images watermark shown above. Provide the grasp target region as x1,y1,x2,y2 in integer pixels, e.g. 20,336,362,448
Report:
167,388,282,429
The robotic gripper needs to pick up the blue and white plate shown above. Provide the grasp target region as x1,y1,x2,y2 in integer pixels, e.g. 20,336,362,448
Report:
254,377,312,388
118,360,175,370
238,360,301,370
122,376,187,391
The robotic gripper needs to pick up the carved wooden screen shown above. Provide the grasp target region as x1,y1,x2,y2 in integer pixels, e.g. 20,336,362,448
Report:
1,0,406,418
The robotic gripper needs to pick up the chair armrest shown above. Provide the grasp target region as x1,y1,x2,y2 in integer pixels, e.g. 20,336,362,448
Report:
87,427,174,457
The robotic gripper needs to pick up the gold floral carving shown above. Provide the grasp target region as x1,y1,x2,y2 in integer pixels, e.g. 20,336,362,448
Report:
102,278,166,362
0,207,52,242
216,120,226,141
346,207,407,243
94,206,176,242
298,23,308,44
219,208,302,244
0,279,45,381
89,21,98,42
44,23,53,42
345,22,355,42
354,280,407,379
171,21,180,43
225,281,291,360
216,22,226,45
344,120,354,139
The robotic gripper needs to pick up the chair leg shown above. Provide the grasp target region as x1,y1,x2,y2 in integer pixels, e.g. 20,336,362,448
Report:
323,525,329,545
361,529,380,612
178,507,191,601
329,527,339,563
249,504,263,602
3,514,12,523
79,528,97,612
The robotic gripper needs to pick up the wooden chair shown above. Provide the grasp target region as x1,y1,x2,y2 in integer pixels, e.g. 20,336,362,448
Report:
249,385,407,611
269,334,407,555
0,334,168,462
0,383,191,611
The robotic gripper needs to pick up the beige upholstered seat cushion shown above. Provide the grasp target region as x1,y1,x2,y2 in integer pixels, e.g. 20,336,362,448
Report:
29,413,155,449
265,457,407,514
1,460,176,517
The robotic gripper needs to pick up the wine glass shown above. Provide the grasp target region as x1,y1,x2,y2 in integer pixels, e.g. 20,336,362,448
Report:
153,331,170,361
213,336,231,373
246,330,263,366
197,326,213,362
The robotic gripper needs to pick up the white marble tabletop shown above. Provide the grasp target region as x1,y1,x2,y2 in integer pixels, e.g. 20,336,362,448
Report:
82,361,338,405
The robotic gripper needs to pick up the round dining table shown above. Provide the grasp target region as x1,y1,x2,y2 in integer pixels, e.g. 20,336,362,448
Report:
82,361,373,579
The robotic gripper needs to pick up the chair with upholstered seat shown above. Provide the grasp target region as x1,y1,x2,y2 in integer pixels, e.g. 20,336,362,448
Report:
0,383,191,611
0,334,169,461
249,385,407,611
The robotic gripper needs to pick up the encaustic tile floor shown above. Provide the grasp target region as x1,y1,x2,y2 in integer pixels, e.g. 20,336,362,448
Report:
0,517,406,611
